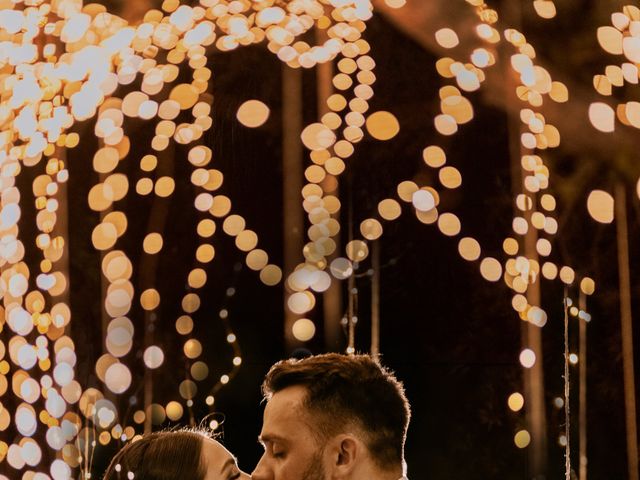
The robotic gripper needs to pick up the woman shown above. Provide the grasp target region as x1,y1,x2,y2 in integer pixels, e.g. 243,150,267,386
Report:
103,429,250,480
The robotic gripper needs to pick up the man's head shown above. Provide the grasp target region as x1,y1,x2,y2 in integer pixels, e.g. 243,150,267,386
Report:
251,353,410,480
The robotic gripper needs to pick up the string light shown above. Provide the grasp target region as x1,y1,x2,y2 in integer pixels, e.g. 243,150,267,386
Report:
0,0,612,476
277,0,588,459
283,4,378,343
593,6,640,197
0,0,379,475
532,1,557,19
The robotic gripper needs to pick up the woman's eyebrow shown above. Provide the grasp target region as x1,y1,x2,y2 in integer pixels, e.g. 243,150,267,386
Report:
220,457,237,474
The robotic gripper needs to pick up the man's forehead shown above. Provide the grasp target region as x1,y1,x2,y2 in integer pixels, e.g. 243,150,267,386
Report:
261,385,309,436
267,385,307,409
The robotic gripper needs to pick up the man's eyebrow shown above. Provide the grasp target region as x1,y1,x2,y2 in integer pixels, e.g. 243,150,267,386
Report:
258,434,286,445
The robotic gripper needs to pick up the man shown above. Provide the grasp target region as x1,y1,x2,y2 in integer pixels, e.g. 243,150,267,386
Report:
252,353,410,480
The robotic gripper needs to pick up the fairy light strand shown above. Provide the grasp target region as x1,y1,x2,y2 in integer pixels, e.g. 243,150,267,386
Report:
0,0,377,475
286,30,378,340
563,287,572,479
0,0,610,476
206,263,244,413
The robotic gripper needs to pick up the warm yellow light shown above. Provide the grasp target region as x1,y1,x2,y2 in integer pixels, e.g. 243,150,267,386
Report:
365,111,400,141
480,257,502,282
292,319,316,342
237,100,270,128
169,84,199,110
588,102,615,132
378,199,402,221
435,28,459,49
140,289,161,311
508,393,524,412
360,218,383,240
580,277,596,295
458,237,481,261
260,265,283,286
423,146,446,168
439,167,462,189
587,190,614,224
143,233,164,254
514,430,531,448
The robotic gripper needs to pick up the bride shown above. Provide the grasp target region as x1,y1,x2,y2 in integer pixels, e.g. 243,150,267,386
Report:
102,429,250,480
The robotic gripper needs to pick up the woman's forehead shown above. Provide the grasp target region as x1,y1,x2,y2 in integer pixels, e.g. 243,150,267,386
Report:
200,437,239,480
201,437,232,463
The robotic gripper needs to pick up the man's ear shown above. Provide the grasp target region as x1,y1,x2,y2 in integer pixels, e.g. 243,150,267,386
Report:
327,434,360,477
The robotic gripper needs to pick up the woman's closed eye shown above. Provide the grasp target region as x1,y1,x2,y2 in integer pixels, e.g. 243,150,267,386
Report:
221,456,242,480
226,461,243,480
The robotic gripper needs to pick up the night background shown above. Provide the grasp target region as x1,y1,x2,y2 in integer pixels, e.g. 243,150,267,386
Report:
1,0,640,479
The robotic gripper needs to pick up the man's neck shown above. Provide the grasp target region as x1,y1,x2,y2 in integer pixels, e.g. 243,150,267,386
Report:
351,463,403,480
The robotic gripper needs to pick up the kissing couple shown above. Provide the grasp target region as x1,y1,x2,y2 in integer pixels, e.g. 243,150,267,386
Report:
103,353,411,480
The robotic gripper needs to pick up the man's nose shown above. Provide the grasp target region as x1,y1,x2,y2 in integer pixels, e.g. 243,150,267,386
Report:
251,453,271,480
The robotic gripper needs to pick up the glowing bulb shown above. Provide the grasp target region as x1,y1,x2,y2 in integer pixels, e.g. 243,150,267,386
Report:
519,349,536,368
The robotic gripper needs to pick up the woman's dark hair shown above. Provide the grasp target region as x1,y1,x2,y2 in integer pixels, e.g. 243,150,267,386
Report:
103,430,207,480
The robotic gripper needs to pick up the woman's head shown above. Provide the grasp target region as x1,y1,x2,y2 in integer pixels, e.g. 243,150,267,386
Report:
103,429,249,480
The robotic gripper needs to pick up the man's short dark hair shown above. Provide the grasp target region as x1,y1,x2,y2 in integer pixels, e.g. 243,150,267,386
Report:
262,353,411,471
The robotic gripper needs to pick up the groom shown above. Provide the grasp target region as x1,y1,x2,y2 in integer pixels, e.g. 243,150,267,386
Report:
252,353,410,480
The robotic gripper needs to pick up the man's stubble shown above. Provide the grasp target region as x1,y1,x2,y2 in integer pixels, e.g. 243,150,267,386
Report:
302,450,327,480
